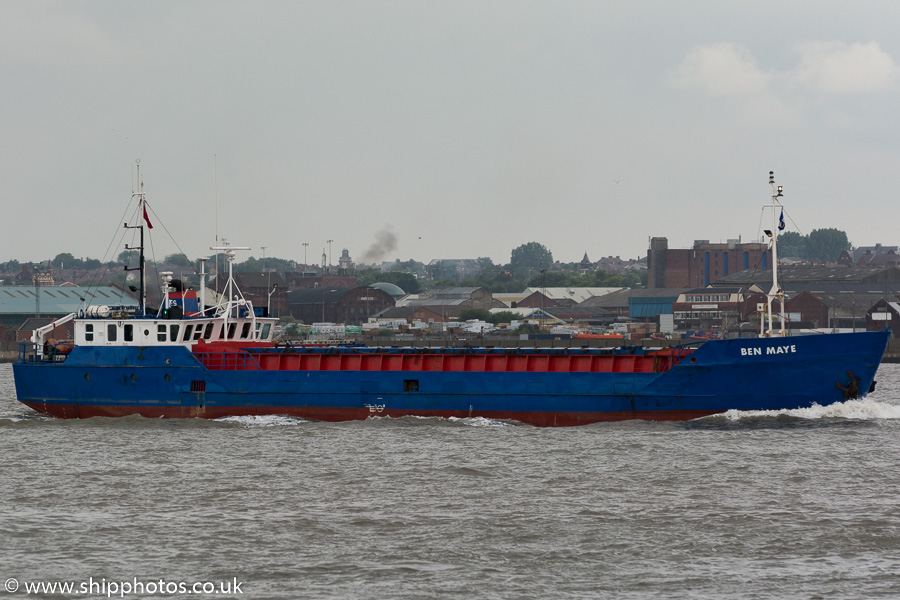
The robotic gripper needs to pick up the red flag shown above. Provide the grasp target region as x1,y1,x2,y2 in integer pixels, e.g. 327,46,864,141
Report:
142,204,153,229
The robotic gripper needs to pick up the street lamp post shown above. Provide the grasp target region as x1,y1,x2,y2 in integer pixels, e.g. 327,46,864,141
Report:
540,266,547,330
267,283,278,316
261,245,272,303
326,239,334,274
302,242,309,267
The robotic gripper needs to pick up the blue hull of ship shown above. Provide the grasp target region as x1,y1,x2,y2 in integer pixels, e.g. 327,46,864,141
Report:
12,331,890,425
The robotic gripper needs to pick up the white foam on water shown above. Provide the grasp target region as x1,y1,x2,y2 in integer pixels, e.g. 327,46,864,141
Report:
0,412,55,424
215,414,307,427
0,416,29,424
712,398,900,421
447,416,514,427
364,414,513,427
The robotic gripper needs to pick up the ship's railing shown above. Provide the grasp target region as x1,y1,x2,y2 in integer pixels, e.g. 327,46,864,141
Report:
250,344,682,374
17,342,67,365
661,344,694,371
194,351,262,371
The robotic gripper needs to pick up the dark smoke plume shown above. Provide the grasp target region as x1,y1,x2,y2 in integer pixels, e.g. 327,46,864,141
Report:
361,226,398,263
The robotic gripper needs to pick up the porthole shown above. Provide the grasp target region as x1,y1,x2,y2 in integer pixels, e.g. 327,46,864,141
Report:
165,374,171,383
131,373,137,382
84,374,90,382
165,358,171,365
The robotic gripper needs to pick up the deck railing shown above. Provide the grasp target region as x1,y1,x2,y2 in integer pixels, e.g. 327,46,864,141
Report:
17,342,67,364
662,345,694,371
194,351,262,371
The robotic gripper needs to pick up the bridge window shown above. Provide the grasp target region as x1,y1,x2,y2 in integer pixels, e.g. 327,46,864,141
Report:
227,323,237,339
107,324,117,342
169,324,180,342
240,323,251,339
157,324,166,342
183,324,194,341
85,324,94,342
204,323,215,340
124,324,133,342
262,323,271,339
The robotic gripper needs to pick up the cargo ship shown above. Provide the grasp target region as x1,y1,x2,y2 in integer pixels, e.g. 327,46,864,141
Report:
12,170,890,426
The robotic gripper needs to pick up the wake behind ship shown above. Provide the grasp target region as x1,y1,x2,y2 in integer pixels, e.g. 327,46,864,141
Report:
12,169,891,426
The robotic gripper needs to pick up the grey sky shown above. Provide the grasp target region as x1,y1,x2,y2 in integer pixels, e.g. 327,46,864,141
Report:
3,1,899,268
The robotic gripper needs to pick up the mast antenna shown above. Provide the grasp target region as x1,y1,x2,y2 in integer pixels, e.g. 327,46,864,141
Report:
762,171,786,337
124,159,148,315
214,154,219,298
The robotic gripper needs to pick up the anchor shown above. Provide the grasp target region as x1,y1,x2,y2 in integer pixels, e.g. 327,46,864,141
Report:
835,370,861,400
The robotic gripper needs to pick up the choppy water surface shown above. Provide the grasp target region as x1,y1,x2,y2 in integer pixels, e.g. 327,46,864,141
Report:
2,362,900,599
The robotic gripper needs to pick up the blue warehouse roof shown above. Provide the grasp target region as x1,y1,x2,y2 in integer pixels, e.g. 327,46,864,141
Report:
629,296,678,318
0,285,138,316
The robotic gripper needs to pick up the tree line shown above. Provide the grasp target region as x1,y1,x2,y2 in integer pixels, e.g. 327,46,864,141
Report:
352,242,646,294
6,229,853,295
776,228,851,262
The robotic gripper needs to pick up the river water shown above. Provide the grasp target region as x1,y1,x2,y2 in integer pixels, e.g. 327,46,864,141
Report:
2,362,900,599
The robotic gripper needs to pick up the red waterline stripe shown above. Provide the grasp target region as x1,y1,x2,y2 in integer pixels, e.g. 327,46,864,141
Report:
21,401,719,426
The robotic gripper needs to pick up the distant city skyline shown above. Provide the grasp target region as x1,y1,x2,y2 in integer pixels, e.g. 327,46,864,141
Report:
0,227,881,272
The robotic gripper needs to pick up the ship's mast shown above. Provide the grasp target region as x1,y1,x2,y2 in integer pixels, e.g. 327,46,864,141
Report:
138,163,146,314
210,245,251,327
764,171,786,337
124,160,148,316
197,257,209,316
160,271,173,314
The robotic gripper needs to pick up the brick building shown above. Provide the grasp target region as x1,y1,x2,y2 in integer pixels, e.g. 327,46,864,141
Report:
785,291,890,331
287,286,396,325
515,291,559,309
868,298,900,336
671,287,754,332
401,287,504,311
224,273,287,317
374,305,461,324
283,272,358,289
648,237,770,289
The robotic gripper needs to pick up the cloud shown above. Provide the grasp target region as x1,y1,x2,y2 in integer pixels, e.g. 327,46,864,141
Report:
667,42,799,123
789,41,899,94
667,43,772,97
670,41,900,99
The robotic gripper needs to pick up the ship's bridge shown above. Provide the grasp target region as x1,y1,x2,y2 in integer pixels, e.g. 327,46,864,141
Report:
73,314,275,347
